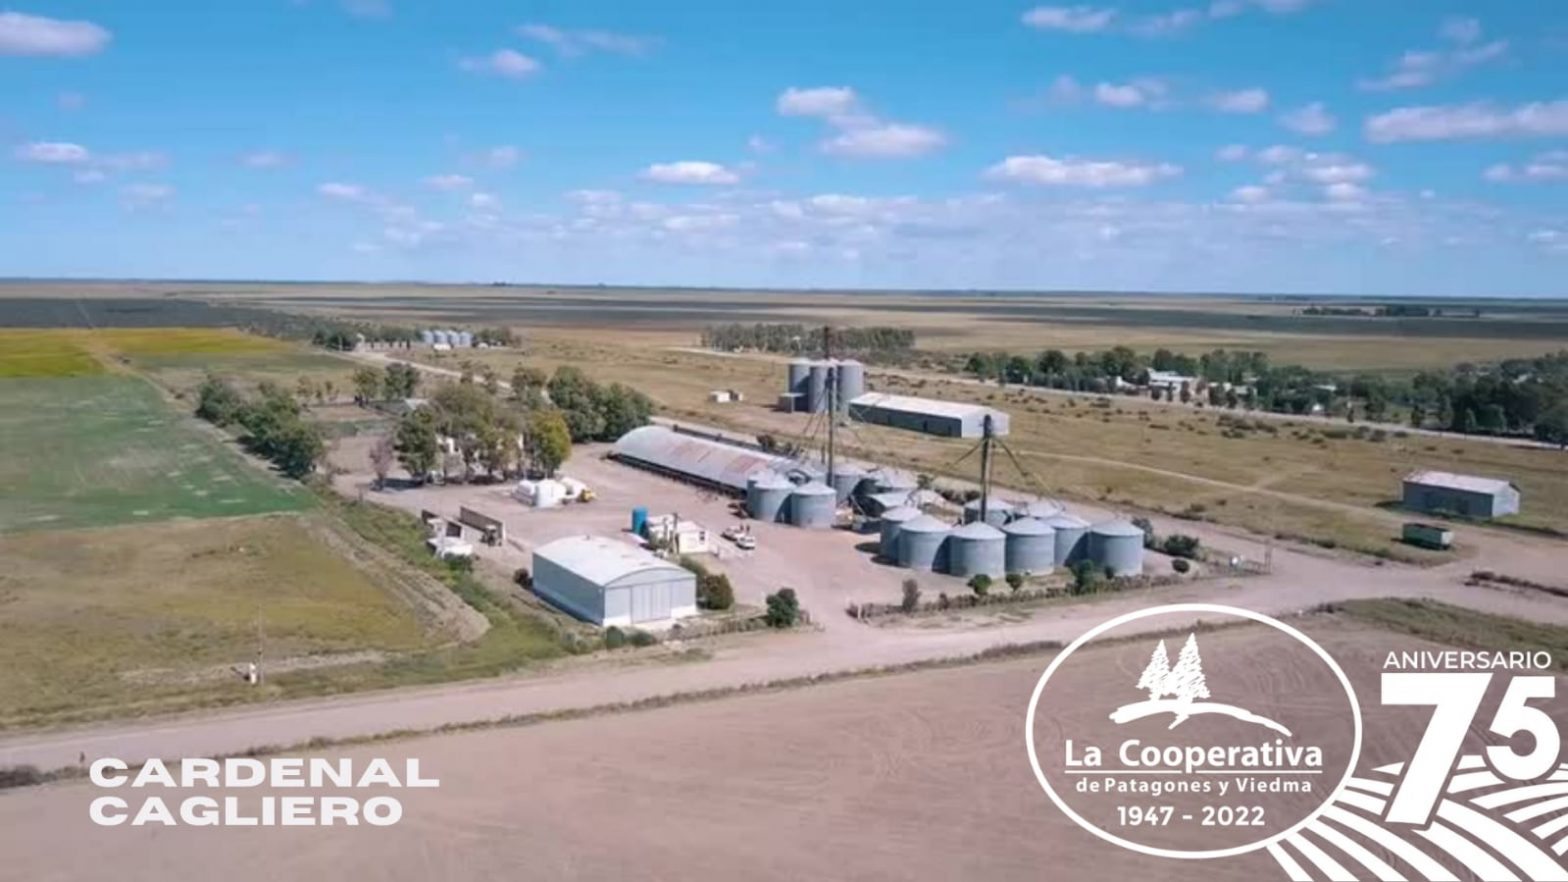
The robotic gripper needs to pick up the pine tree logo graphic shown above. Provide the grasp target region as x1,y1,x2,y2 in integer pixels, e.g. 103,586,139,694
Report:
1113,633,1290,736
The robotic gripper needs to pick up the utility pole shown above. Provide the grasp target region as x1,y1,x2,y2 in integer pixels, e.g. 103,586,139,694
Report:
823,324,835,491
979,415,994,525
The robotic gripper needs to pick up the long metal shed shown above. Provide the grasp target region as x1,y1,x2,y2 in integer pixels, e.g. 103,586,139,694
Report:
611,425,795,495
847,393,1010,439
532,536,698,627
1401,470,1521,519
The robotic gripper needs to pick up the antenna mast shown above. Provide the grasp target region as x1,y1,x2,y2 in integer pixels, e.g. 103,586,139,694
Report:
979,414,994,525
824,324,835,490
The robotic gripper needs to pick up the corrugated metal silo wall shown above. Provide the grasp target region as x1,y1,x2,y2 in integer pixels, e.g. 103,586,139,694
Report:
948,535,1006,578
1090,531,1145,577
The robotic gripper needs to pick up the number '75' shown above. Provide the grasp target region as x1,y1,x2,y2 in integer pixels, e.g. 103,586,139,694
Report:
1382,673,1560,827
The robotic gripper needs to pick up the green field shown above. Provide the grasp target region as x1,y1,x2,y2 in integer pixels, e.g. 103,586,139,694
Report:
0,376,310,532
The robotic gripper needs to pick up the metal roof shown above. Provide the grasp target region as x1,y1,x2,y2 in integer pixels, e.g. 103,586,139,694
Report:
612,426,795,493
1091,519,1146,538
533,536,690,587
1404,470,1517,495
900,514,953,534
951,522,1005,540
792,481,836,497
1044,513,1091,530
880,505,922,522
849,392,1005,422
1003,517,1055,536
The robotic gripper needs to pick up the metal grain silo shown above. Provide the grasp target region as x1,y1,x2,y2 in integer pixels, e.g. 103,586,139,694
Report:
789,481,838,529
455,331,474,348
1021,499,1066,521
829,465,865,504
1090,520,1146,577
963,498,1014,528
1044,513,1091,566
431,329,450,346
947,522,1006,579
746,472,793,523
419,329,434,345
1002,518,1056,575
870,467,918,495
806,362,829,413
878,505,920,561
836,360,866,404
787,360,811,397
897,514,951,573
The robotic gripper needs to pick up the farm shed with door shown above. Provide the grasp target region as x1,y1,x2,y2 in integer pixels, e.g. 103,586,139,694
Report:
847,393,1010,439
1401,470,1520,519
532,536,697,627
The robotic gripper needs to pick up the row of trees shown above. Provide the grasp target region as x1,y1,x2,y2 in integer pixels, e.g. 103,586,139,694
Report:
700,323,916,360
352,363,421,403
385,364,654,485
195,377,325,478
957,343,1568,442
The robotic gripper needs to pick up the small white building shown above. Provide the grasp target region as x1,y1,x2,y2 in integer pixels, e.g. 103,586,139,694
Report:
532,536,698,626
515,478,569,508
643,514,713,556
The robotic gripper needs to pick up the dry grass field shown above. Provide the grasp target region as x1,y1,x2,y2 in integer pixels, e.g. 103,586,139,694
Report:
2,612,1551,882
0,515,434,729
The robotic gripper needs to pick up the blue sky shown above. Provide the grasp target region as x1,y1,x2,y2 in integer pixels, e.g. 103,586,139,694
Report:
2,1,1566,295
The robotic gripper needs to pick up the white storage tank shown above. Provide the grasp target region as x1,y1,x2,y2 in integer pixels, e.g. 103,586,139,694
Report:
787,360,811,397
789,481,838,529
1002,517,1056,575
1044,513,1091,566
947,521,1006,579
455,330,474,348
829,466,865,504
1090,520,1146,577
963,498,1014,528
419,329,435,345
431,329,451,346
745,472,793,523
878,505,920,562
897,514,951,573
835,360,866,404
806,362,830,413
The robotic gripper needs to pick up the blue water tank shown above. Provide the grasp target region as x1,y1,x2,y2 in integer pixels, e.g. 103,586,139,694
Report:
631,506,649,536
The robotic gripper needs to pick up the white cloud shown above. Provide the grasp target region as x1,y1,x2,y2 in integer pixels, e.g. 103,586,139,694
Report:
1093,79,1169,108
778,86,945,160
662,213,739,233
459,49,541,79
640,161,740,185
470,192,500,210
14,141,90,164
121,183,174,205
776,86,860,119
318,182,370,201
483,146,522,168
1215,144,1250,162
241,151,289,169
1484,151,1568,183
1129,8,1205,37
424,173,474,191
517,24,656,57
1323,182,1366,202
1366,101,1568,143
1208,88,1269,113
985,154,1182,187
1360,20,1507,91
821,123,946,158
0,11,110,57
73,169,105,185
747,135,773,154
1301,161,1373,185
1229,185,1271,204
98,151,167,171
1021,6,1116,33
1528,229,1567,252
1279,102,1336,136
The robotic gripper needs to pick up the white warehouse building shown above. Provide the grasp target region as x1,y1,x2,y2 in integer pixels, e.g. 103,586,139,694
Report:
532,536,698,627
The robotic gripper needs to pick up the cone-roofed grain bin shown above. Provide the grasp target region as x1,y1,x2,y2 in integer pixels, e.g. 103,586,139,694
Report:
963,497,1014,528
787,360,811,397
1089,520,1146,577
835,360,866,404
947,521,1006,579
788,481,838,529
896,514,951,572
878,505,921,561
1002,517,1056,575
1044,513,1091,566
829,465,866,504
745,472,793,523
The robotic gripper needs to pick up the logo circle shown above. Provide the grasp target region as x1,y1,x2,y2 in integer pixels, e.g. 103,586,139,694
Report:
1024,603,1363,860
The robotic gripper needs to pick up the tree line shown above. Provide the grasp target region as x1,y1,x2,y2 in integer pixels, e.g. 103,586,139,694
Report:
195,377,326,479
955,345,1568,443
700,323,916,360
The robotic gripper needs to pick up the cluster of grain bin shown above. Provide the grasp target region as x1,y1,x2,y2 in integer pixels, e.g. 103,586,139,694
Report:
1002,518,1056,574
788,481,838,529
962,498,1013,528
878,506,921,560
829,465,865,503
947,522,1006,578
1045,513,1090,566
896,515,951,572
782,359,866,413
422,329,475,348
745,472,794,523
876,494,1099,579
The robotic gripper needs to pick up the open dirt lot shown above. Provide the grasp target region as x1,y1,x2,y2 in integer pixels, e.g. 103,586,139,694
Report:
1,618,1551,882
